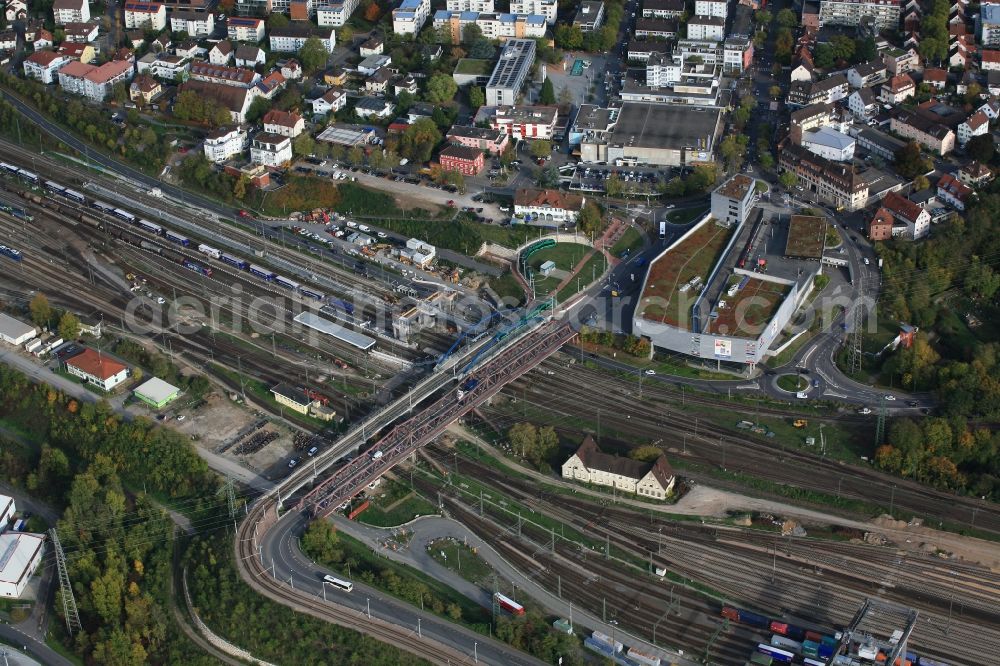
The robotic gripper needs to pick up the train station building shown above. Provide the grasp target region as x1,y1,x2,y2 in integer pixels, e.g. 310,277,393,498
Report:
64,348,130,391
562,436,676,499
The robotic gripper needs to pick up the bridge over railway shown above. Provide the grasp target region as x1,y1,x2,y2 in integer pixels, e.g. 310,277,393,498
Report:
298,320,576,517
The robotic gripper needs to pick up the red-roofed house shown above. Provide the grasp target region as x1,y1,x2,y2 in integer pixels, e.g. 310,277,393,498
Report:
438,145,485,176
937,173,974,210
923,68,947,89
56,41,95,63
22,51,70,83
262,109,304,137
65,348,129,391
514,188,586,224
59,59,133,101
881,74,915,104
882,191,930,239
957,111,989,146
868,207,895,241
982,49,1000,71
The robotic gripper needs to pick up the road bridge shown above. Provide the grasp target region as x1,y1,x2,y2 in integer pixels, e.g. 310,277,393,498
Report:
298,320,576,516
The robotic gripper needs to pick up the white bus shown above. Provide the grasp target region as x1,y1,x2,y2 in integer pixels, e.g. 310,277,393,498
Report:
322,574,353,592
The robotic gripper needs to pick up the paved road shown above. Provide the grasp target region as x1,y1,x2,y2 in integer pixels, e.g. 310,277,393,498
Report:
261,510,545,666
0,624,71,666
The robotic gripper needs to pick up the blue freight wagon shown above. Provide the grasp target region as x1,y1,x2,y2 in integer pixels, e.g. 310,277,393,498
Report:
249,264,275,280
738,609,770,629
220,253,249,269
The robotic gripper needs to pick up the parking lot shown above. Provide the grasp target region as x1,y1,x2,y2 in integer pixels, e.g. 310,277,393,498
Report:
569,165,676,193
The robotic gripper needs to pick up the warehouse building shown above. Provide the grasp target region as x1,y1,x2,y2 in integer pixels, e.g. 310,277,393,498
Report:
582,103,722,167
270,383,336,421
0,531,45,598
133,377,181,409
562,436,676,499
0,313,37,346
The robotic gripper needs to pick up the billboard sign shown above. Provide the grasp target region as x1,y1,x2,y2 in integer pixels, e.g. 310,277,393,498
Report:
714,338,732,358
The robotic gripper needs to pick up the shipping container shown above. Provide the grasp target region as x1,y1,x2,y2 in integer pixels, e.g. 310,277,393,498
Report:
770,621,789,636
802,639,820,658
590,631,622,653
750,653,773,666
626,646,661,666
739,609,770,629
771,635,802,654
495,593,524,616
756,644,794,663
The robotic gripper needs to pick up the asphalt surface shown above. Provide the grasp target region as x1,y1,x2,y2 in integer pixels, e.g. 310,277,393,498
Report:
261,510,545,666
0,625,70,666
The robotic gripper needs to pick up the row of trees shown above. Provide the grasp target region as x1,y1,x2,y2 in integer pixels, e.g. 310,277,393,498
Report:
28,293,80,339
507,422,561,471
579,327,651,357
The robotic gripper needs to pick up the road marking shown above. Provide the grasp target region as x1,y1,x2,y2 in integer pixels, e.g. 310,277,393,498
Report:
736,383,759,390
825,392,848,399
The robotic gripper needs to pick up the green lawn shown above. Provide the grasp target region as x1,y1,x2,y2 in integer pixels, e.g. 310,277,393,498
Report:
525,242,591,274
489,271,526,305
776,374,807,392
610,227,644,256
454,58,493,75
426,538,494,586
356,478,438,527
557,251,607,302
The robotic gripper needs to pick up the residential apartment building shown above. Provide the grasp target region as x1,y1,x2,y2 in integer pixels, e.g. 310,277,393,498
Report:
787,74,849,107
227,16,265,42
847,59,887,89
882,191,930,238
392,0,431,35
52,0,90,25
562,436,676,499
881,73,915,104
634,17,678,38
235,45,265,67
641,0,684,19
710,174,758,227
485,38,535,106
983,3,1000,47
883,47,920,75
779,143,870,211
724,36,753,73
687,15,725,40
818,0,901,31
317,0,360,26
573,1,605,31
848,88,879,120
57,59,133,101
890,109,955,155
203,126,248,162
269,26,335,52
123,1,165,30
179,80,255,123
137,52,190,80
488,105,558,139
438,145,486,175
509,0,556,23
957,111,989,146
936,173,973,210
433,11,547,42
446,125,509,154
446,0,493,10
208,40,233,65
694,0,727,18
129,74,161,104
250,133,293,167
189,62,260,88
62,22,99,43
170,11,214,36
23,51,71,84
868,207,895,240
263,109,304,137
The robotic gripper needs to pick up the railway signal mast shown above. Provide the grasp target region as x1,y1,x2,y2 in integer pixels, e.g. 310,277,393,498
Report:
848,276,865,376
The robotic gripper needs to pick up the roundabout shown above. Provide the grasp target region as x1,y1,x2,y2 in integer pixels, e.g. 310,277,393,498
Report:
775,373,808,393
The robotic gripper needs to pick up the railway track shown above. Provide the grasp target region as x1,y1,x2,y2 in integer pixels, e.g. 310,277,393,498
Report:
416,445,1000,665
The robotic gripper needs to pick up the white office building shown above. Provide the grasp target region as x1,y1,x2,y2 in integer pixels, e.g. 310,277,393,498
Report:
203,126,248,162
392,0,430,34
485,38,536,106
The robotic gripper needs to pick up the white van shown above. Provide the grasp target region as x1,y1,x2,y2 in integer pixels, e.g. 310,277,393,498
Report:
358,224,371,232
370,450,383,460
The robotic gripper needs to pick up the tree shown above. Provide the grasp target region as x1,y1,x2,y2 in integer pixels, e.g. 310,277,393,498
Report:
468,86,485,109
775,28,793,58
298,37,328,74
558,85,573,107
400,118,442,163
855,37,877,63
302,519,343,563
339,26,354,44
539,78,555,105
913,174,930,191
578,201,603,236
894,141,932,178
778,171,798,189
363,0,381,22
464,24,495,58
768,85,782,98
776,8,798,28
813,43,835,69
267,13,289,29
964,256,1000,300
966,134,996,163
232,175,248,200
759,153,775,169
29,293,52,328
829,34,856,62
292,133,315,157
508,422,538,458
529,140,551,159
720,135,748,173
58,312,80,340
605,172,625,198
534,164,559,188
554,24,583,50
630,445,663,462
754,9,772,24
425,74,458,104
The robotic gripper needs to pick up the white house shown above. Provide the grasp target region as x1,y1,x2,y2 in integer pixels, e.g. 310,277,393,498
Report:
936,173,973,210
170,10,214,37
269,26,335,53
311,87,347,116
880,73,915,104
203,126,247,162
693,0,726,18
882,191,930,239
234,45,265,67
316,0,360,26
65,348,129,391
514,187,585,224
0,313,36,346
354,96,395,119
561,436,676,499
23,51,71,84
5,0,26,22
227,16,265,43
52,0,90,25
208,40,234,65
392,0,430,35
262,109,304,137
358,53,391,75
686,15,724,40
250,133,293,167
957,111,989,147
57,59,133,101
848,87,879,120
123,0,165,30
